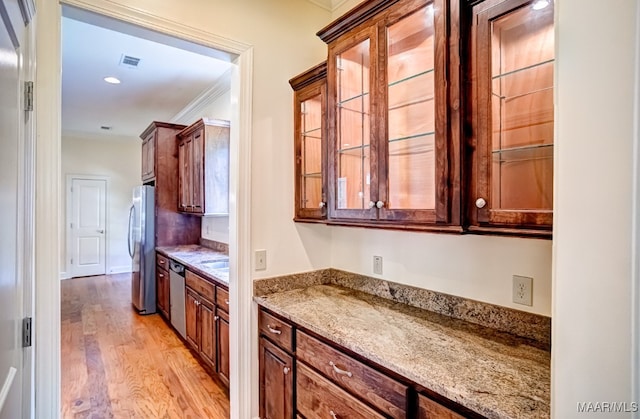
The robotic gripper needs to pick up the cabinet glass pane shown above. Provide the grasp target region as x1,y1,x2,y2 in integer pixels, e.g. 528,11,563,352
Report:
386,5,435,210
300,95,323,209
338,145,370,209
491,2,554,211
388,134,435,209
337,39,371,209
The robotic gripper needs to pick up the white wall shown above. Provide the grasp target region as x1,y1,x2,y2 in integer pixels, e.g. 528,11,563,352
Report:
61,134,140,277
553,0,638,416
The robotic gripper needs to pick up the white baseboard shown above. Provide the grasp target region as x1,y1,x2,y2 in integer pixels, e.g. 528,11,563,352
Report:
108,265,131,274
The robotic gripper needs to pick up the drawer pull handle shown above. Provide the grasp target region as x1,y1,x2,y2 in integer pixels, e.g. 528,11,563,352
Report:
329,361,352,377
283,366,290,374
266,325,281,335
329,410,339,419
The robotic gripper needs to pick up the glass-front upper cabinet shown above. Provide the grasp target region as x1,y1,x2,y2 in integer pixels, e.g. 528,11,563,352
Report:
290,63,327,221
319,0,460,227
469,0,554,235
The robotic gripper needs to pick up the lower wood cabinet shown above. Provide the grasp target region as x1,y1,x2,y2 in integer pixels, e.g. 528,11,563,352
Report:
258,306,483,419
155,257,170,320
259,336,293,419
184,268,230,388
185,286,216,370
216,307,230,387
417,394,465,419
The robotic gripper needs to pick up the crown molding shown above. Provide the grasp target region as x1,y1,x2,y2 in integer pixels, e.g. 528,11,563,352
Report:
170,69,232,125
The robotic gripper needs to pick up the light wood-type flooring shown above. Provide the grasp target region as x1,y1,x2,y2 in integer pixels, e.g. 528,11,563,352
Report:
61,273,230,418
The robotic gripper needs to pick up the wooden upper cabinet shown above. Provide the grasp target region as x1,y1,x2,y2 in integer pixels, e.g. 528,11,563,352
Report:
468,0,554,235
177,118,230,216
319,0,461,226
141,131,156,182
290,62,328,221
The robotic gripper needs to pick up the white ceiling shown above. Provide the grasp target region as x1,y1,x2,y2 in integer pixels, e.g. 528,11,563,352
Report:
61,15,233,138
60,0,351,139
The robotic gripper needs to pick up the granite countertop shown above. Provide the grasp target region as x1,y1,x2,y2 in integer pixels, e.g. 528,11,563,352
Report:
256,285,550,419
156,245,229,286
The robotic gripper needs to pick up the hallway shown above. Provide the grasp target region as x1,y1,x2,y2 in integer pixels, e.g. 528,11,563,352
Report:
61,273,230,418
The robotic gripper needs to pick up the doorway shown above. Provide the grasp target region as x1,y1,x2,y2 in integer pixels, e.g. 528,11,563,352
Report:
42,2,255,418
66,176,107,278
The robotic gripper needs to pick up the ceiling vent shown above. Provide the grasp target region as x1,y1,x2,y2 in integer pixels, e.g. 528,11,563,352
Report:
100,126,112,131
119,54,141,68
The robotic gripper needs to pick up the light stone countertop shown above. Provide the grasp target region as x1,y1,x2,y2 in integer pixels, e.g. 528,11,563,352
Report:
256,285,550,419
156,245,229,286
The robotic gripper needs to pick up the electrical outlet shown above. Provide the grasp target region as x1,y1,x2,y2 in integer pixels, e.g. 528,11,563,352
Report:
255,249,267,271
373,256,383,275
512,275,533,306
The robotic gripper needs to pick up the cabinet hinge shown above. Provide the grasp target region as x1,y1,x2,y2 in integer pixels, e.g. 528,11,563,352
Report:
24,81,33,112
22,317,32,347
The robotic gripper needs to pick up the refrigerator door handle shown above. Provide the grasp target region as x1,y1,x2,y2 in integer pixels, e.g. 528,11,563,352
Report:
127,204,134,258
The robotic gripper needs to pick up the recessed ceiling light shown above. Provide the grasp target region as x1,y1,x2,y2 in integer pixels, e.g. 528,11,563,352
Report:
103,76,121,84
532,0,550,10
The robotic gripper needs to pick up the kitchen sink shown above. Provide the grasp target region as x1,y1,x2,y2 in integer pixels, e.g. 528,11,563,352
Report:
200,260,229,269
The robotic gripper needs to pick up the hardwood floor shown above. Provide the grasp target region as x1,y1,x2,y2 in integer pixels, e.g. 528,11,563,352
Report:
61,273,230,418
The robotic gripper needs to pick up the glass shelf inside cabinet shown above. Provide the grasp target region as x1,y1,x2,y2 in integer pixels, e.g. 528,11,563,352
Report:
386,4,436,210
490,1,554,211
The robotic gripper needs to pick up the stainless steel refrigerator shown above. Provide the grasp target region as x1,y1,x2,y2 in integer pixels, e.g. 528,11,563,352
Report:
128,185,156,314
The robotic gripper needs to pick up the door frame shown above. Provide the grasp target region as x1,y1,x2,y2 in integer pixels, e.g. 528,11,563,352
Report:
64,174,109,279
1,0,37,416
35,1,254,418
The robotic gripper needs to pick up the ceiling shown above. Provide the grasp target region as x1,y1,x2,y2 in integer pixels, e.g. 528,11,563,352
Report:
61,0,351,139
61,14,233,138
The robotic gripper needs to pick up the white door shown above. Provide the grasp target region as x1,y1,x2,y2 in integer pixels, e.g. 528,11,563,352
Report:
0,0,32,418
69,177,107,277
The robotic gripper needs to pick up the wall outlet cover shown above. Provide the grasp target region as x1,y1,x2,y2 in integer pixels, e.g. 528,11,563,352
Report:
512,275,533,306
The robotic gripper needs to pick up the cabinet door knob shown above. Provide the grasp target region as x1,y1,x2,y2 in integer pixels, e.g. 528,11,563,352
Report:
329,361,353,377
225,299,230,305
475,197,487,209
283,366,290,375
368,201,375,209
214,315,219,321
319,201,326,208
159,273,164,278
97,229,105,234
330,410,339,419
376,200,384,209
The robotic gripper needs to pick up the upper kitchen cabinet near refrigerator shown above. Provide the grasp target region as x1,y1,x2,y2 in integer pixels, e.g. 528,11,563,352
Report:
178,118,230,216
317,0,462,229
140,121,185,184
467,0,554,236
290,62,328,222
139,121,201,246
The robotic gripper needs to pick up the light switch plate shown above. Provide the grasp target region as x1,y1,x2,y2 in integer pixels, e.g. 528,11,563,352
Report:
373,255,383,275
255,249,267,271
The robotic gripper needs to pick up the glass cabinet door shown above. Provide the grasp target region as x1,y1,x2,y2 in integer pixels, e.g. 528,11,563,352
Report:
327,27,377,220
291,63,327,220
378,0,450,223
473,0,554,231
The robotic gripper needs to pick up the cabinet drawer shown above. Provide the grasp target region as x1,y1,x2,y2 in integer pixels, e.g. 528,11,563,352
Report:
185,270,215,301
216,286,229,312
296,362,385,419
297,330,407,418
156,253,169,270
258,309,293,352
417,393,465,419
